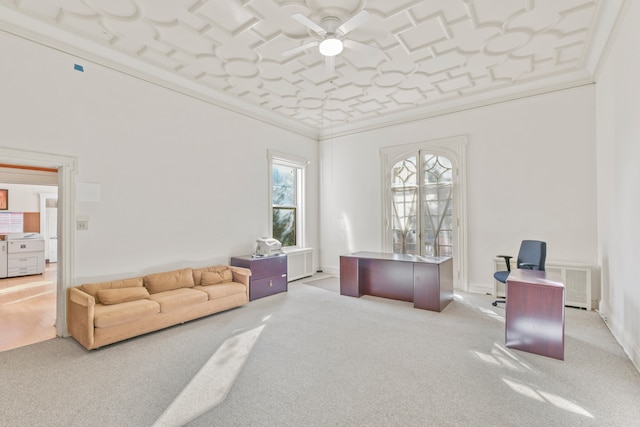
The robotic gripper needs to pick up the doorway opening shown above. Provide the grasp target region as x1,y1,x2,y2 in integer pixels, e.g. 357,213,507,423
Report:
0,147,77,349
0,175,58,351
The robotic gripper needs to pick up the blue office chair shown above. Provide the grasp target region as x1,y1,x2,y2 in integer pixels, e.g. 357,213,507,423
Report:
492,240,547,307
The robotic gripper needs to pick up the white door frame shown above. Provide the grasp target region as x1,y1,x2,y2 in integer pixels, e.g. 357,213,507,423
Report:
0,147,76,337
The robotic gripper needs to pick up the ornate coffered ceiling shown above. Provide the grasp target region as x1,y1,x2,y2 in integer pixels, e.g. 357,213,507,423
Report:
0,0,625,138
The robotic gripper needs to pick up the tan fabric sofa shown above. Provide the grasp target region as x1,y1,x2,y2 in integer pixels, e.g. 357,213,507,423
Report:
67,265,250,350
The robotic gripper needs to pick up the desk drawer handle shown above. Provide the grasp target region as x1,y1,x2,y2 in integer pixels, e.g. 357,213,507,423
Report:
269,280,272,287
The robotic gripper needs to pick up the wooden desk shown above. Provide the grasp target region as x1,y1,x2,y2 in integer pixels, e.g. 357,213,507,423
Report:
339,252,453,312
505,269,565,360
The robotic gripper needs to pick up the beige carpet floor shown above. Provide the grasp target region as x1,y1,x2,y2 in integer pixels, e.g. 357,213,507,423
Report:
1,276,639,426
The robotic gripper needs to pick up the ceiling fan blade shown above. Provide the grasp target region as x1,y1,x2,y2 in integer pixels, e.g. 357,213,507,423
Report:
343,39,380,55
336,10,371,36
282,41,319,57
325,55,335,74
292,13,326,36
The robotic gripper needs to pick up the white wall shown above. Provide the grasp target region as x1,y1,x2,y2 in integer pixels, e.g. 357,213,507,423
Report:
596,1,640,370
320,85,598,293
0,183,55,212
0,31,318,284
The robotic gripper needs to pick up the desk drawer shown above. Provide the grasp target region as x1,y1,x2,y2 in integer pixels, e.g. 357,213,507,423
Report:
250,274,287,301
249,256,287,279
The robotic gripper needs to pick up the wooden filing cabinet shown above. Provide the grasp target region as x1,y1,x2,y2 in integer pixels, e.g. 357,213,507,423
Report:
230,254,287,301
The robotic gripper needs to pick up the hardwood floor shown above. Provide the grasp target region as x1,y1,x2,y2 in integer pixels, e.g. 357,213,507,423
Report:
0,264,57,352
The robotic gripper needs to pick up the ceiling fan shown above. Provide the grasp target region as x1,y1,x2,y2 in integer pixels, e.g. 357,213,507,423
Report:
282,10,380,74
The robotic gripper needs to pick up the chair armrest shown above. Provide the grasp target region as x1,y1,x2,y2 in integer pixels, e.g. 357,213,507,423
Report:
67,287,96,350
497,255,513,271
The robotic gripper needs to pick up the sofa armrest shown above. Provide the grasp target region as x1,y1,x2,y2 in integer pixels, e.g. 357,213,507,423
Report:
67,287,96,350
230,266,251,286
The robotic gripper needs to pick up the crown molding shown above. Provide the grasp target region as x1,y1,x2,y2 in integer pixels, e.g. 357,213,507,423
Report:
319,72,595,140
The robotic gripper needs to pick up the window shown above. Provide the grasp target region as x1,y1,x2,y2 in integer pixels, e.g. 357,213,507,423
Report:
269,151,306,248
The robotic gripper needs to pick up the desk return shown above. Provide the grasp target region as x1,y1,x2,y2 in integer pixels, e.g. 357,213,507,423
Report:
505,269,565,360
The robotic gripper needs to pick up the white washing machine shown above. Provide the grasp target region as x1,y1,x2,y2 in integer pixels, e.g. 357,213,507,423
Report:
7,233,46,277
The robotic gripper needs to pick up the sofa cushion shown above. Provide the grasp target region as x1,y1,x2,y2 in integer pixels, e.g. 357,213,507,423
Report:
201,271,223,286
97,287,150,305
194,283,246,300
144,268,194,294
147,288,208,312
193,265,231,285
94,299,160,328
218,267,233,283
192,267,209,286
80,278,144,304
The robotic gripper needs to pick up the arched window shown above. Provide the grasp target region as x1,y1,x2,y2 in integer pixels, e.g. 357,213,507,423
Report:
381,136,467,289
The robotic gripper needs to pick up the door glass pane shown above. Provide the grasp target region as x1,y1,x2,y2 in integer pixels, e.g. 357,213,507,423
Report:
391,157,418,254
421,154,453,257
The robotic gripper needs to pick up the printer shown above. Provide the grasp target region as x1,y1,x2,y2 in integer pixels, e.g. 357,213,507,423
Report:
254,238,282,257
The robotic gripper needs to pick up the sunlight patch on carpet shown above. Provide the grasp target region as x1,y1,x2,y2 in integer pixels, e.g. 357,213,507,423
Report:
153,324,265,427
0,281,53,295
3,290,55,305
503,378,594,418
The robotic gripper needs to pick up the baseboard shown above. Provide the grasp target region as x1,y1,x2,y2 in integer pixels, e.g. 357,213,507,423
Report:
599,302,640,374
468,283,493,295
321,266,339,276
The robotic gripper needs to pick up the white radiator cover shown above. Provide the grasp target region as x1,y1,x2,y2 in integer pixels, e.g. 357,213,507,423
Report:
494,257,593,310
284,248,313,282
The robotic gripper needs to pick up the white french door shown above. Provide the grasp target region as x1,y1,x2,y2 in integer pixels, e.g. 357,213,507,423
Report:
390,153,453,257
381,136,467,289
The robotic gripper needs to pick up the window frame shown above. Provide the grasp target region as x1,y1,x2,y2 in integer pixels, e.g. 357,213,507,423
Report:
268,150,307,249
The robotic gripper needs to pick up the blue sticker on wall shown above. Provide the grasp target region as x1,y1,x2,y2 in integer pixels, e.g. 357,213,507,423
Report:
74,64,84,72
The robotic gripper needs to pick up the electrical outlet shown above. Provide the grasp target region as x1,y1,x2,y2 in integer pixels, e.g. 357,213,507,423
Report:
77,220,89,230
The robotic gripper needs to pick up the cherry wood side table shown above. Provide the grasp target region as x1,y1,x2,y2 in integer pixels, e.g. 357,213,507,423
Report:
230,254,288,301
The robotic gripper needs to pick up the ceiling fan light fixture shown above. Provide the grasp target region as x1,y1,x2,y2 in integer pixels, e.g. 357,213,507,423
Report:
319,37,343,56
